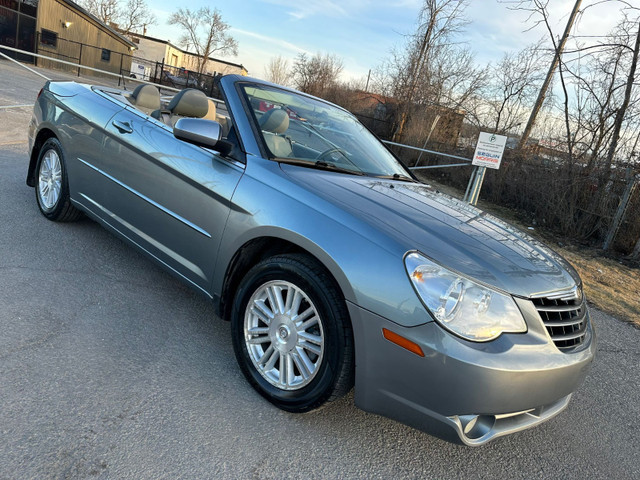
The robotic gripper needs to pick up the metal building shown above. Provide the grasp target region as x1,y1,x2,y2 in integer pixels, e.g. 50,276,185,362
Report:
0,0,134,73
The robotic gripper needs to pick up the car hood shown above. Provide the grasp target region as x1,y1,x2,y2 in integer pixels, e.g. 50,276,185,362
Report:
280,165,580,297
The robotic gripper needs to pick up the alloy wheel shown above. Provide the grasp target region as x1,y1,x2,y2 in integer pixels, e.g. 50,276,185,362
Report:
243,280,325,391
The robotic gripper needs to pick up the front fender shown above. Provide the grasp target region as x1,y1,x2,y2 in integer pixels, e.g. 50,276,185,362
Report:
213,158,432,328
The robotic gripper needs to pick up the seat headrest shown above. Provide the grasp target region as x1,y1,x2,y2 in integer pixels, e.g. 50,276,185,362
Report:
259,108,289,134
203,98,217,121
131,84,160,111
167,89,208,117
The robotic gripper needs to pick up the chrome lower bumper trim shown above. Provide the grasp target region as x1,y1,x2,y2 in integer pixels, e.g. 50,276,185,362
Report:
446,394,572,446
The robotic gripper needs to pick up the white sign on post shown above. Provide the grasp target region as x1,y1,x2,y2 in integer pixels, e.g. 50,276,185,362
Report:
472,132,507,170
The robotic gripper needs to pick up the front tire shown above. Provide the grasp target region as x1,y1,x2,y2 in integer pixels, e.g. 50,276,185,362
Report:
35,138,81,222
231,254,354,413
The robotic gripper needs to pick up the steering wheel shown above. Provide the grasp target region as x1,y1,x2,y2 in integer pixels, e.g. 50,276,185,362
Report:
315,147,351,163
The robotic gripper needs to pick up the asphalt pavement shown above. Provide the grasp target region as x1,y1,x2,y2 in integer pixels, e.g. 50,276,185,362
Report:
1,59,639,480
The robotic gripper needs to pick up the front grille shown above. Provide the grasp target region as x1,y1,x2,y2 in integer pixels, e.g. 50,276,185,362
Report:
532,289,588,349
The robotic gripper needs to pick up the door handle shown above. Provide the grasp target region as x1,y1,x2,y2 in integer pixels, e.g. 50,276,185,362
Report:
112,120,133,134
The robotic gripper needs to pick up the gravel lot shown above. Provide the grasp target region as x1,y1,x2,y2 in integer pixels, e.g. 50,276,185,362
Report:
1,59,639,479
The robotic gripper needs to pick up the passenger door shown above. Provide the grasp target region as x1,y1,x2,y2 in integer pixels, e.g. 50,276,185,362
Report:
90,106,244,294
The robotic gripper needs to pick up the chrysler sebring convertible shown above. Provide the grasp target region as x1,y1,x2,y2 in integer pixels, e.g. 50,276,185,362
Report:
26,75,595,445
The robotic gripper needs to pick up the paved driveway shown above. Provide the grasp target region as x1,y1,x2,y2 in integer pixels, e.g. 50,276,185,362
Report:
1,60,639,479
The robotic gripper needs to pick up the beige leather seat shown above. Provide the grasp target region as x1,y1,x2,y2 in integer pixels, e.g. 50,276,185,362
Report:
259,109,292,158
129,84,161,114
151,88,209,127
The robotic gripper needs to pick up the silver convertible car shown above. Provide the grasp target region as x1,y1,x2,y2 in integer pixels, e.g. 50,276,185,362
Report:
27,75,595,445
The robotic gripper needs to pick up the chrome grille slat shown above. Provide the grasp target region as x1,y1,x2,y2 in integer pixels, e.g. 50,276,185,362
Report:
536,304,582,313
532,292,588,350
542,318,586,328
547,329,587,342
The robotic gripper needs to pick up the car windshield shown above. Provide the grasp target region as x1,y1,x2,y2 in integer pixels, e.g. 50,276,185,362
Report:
241,84,411,178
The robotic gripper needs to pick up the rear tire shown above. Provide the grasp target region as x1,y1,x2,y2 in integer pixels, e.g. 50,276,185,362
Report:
231,254,354,413
35,138,81,222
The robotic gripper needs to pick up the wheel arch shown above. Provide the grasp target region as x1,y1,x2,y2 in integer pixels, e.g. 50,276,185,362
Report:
27,127,58,187
218,233,355,324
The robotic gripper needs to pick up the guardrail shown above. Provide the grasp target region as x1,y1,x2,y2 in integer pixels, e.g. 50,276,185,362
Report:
1,44,487,205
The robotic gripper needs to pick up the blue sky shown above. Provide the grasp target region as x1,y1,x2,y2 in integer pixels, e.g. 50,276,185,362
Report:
147,0,626,81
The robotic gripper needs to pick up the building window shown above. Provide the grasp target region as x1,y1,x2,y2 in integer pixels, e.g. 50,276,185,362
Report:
101,48,110,62
0,0,38,16
39,29,57,47
1,0,20,13
20,0,38,17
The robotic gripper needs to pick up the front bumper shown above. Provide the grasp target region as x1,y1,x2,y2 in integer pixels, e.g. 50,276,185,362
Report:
348,298,595,446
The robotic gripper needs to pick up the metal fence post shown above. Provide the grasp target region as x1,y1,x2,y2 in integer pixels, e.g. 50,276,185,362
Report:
118,54,124,86
462,166,487,206
77,43,82,77
469,166,487,206
463,166,478,203
603,168,637,251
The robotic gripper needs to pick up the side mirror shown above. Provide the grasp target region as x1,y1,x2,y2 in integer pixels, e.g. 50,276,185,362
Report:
173,118,222,149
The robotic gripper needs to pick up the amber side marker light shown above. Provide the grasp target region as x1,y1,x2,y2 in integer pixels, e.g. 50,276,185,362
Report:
382,328,425,357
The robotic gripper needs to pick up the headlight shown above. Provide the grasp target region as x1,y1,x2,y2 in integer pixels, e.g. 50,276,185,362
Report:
405,252,526,342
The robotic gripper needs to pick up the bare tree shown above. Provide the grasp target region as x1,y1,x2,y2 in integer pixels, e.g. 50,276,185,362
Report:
549,8,640,168
291,53,343,97
79,0,155,35
91,0,119,25
388,0,470,142
264,56,290,86
370,0,490,148
168,7,238,74
121,0,156,35
485,41,546,134
481,3,640,242
423,45,489,113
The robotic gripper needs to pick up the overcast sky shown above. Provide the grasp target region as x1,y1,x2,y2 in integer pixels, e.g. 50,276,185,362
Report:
147,0,631,80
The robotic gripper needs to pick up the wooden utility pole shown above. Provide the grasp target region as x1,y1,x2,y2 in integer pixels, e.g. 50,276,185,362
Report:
518,0,582,149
